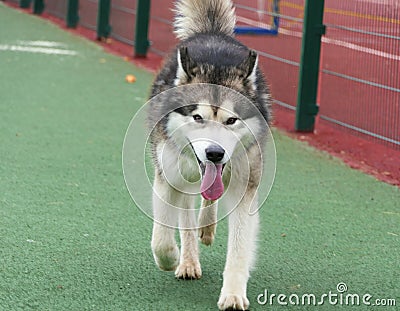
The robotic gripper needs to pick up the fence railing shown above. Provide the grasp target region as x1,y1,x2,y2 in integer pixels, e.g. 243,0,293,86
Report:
319,0,400,147
8,0,399,149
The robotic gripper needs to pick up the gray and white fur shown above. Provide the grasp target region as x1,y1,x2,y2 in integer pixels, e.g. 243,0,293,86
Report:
147,1,272,310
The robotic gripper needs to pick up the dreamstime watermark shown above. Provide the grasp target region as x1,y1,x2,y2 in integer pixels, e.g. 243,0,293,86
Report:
257,282,396,307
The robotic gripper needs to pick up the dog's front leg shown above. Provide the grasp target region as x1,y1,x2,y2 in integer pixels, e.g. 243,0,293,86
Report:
218,191,259,311
151,174,180,271
175,196,202,279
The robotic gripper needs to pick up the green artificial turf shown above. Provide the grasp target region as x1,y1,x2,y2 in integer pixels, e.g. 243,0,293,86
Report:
0,4,399,310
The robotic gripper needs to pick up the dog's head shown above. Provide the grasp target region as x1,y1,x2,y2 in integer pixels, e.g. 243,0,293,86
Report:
162,84,265,201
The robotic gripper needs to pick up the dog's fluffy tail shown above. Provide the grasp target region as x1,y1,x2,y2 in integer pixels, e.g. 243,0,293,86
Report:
174,0,236,40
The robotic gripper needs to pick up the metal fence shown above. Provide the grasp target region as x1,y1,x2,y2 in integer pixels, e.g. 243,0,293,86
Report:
233,0,399,148
319,0,400,147
9,0,399,149
45,0,66,20
109,0,136,45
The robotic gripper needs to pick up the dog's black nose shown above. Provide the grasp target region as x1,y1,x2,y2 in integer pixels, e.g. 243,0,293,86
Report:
205,145,225,163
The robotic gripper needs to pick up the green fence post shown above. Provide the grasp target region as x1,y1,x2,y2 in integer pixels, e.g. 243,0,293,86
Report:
66,0,79,28
19,0,31,8
134,0,151,57
97,0,112,40
295,0,325,132
33,0,44,14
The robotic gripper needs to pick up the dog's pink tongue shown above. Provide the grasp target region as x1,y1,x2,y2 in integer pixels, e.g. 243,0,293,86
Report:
200,163,224,201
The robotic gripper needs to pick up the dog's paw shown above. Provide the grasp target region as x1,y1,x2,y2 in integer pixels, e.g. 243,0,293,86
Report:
199,224,216,246
175,260,202,280
153,245,180,271
218,293,249,311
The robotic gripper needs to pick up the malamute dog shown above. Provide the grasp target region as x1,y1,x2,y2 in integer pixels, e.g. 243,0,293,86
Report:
147,0,271,309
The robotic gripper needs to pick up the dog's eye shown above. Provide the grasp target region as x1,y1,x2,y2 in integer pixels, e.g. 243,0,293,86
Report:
226,117,238,125
193,114,203,122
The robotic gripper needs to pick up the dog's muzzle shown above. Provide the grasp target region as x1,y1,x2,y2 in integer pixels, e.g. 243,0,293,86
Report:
200,144,225,201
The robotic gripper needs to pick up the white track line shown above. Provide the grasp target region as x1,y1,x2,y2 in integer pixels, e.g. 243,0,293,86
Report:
357,0,394,4
0,40,77,56
0,44,78,55
323,37,400,61
236,16,400,61
16,40,68,48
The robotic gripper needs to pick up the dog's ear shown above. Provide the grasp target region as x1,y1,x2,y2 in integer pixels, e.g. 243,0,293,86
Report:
176,46,197,84
238,50,258,89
